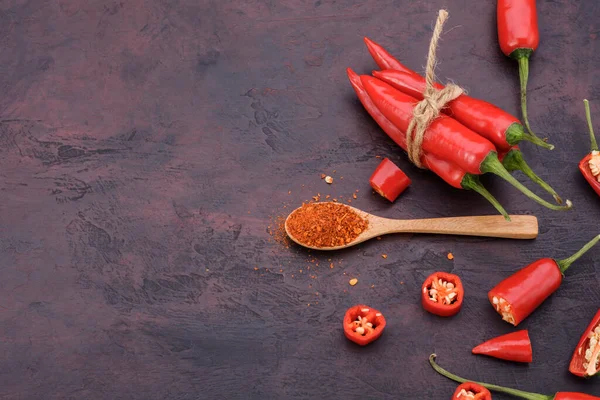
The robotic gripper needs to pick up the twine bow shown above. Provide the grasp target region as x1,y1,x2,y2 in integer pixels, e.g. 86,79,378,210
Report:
406,10,465,168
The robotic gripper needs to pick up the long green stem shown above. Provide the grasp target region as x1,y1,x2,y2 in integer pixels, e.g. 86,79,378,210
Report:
502,149,563,204
505,123,554,150
515,50,538,138
461,174,510,221
481,153,572,211
557,234,600,274
429,354,553,400
584,99,599,152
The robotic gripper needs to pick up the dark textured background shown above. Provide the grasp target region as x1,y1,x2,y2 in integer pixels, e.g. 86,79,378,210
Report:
1,1,599,399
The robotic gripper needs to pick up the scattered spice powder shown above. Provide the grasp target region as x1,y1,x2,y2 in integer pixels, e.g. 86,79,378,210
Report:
352,193,357,199
447,252,454,260
349,278,358,286
320,173,326,179
285,202,369,248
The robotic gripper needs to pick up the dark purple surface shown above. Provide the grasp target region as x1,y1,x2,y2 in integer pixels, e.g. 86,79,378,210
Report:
1,1,600,399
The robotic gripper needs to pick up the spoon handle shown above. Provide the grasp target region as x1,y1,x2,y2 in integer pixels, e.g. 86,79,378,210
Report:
383,215,538,239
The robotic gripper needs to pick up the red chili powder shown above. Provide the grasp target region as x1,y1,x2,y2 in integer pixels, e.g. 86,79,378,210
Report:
285,202,368,248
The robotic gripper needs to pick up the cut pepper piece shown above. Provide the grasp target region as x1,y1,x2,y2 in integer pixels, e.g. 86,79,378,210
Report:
472,330,532,363
421,272,464,317
579,100,600,197
569,309,600,378
488,234,600,326
453,382,492,400
343,305,386,346
369,158,411,202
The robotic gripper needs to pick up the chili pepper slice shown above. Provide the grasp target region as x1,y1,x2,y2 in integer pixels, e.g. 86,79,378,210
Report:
453,382,492,400
579,100,600,196
369,158,411,202
472,330,532,363
489,234,600,326
372,69,553,151
343,305,386,346
430,354,600,400
360,75,571,212
421,272,463,317
346,68,510,219
497,0,540,139
569,309,600,378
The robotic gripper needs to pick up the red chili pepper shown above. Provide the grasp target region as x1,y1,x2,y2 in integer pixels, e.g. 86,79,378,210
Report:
489,235,600,326
372,69,553,151
453,383,492,400
569,309,600,378
369,158,411,202
346,68,510,218
579,100,600,196
421,272,464,317
343,305,386,346
430,354,600,400
363,37,413,74
497,0,540,138
372,70,562,203
360,74,571,212
472,330,532,363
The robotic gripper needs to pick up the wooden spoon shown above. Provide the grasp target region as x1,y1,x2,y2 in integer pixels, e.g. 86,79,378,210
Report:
285,204,538,251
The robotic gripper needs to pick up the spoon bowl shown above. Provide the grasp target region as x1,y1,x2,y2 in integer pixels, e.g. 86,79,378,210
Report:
285,203,538,251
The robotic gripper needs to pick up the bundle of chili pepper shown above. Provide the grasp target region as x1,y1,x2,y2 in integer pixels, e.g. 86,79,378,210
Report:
489,234,600,326
569,309,600,378
363,37,562,204
347,68,510,219
430,354,600,400
497,0,540,139
352,72,571,215
579,100,600,196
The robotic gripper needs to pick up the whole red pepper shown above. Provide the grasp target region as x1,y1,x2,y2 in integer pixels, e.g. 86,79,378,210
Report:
421,272,464,317
372,70,562,203
489,235,600,326
372,69,553,151
346,68,510,218
472,330,532,363
569,309,600,378
579,100,600,196
369,158,411,202
430,354,600,400
453,383,492,400
343,305,386,346
360,74,571,212
497,0,540,138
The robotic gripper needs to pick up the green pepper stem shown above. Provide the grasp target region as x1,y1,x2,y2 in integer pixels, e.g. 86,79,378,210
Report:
480,153,572,211
461,174,510,221
515,50,539,139
557,234,600,274
584,99,599,152
505,123,554,150
501,149,563,204
429,354,553,400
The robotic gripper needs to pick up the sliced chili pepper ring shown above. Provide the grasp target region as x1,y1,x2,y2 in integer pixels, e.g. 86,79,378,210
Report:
569,309,600,378
343,305,386,346
421,272,464,317
453,382,492,400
